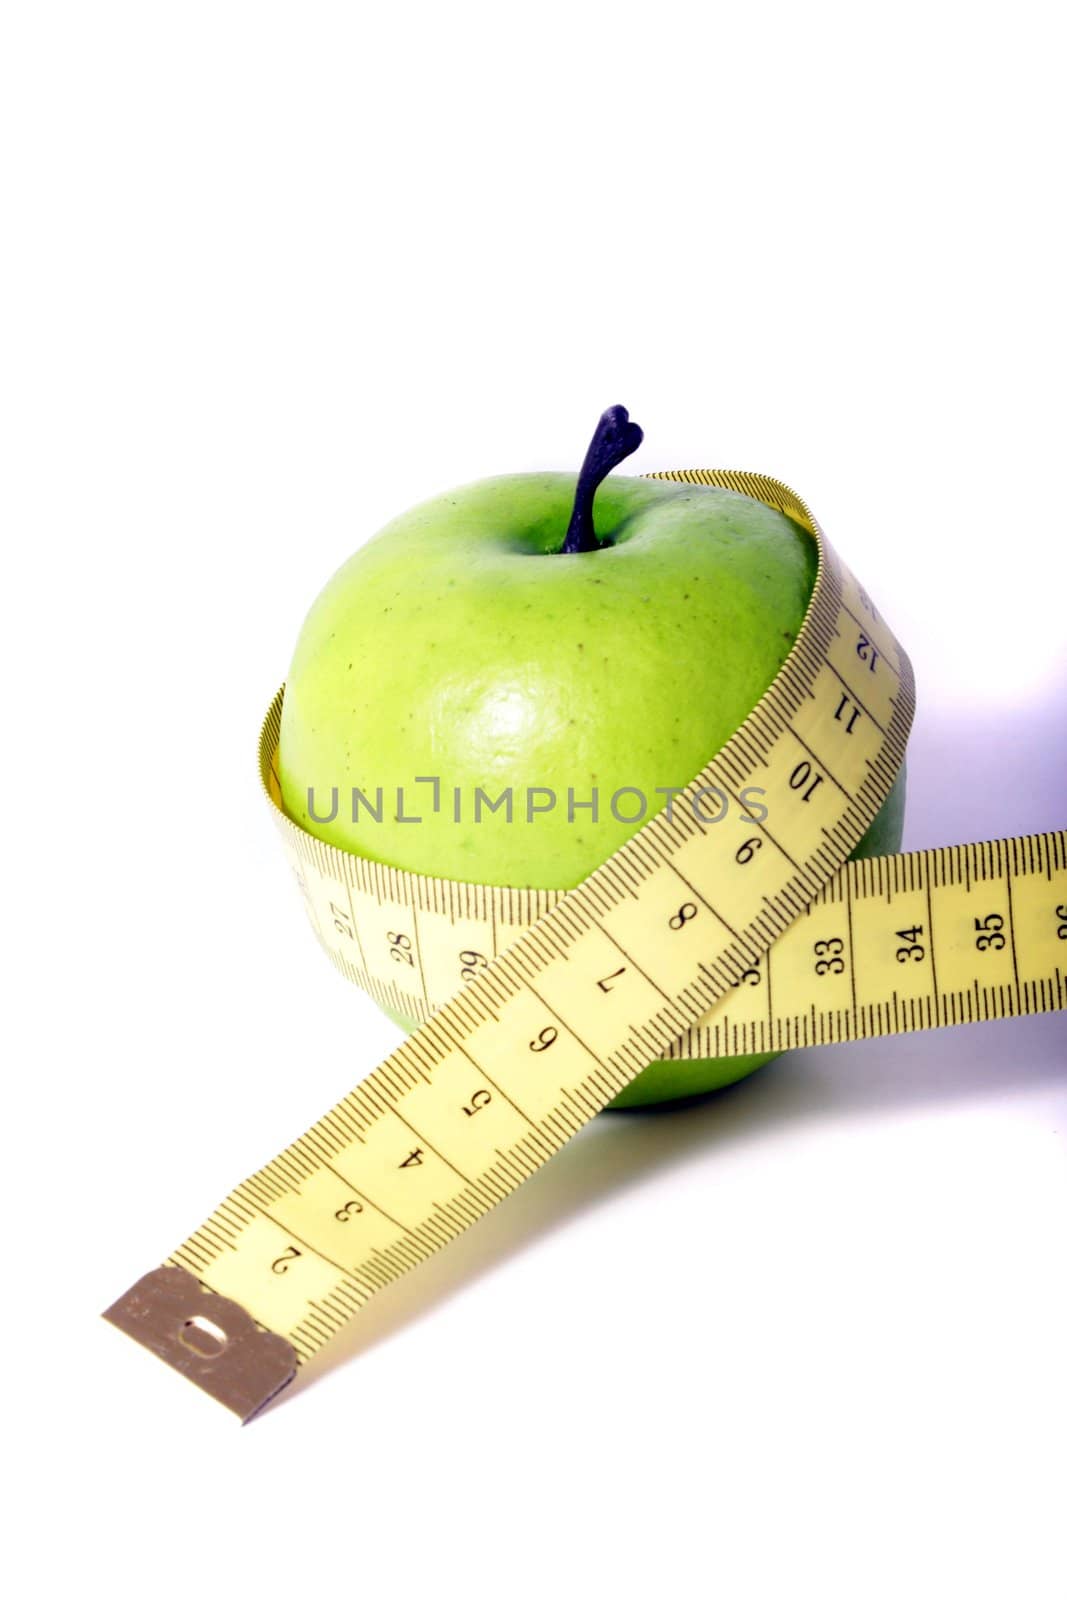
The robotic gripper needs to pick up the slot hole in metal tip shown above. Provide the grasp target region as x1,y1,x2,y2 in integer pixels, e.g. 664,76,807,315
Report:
179,1315,229,1358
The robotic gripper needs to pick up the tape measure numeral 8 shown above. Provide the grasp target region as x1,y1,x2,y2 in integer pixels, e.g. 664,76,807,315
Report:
103,469,1066,1419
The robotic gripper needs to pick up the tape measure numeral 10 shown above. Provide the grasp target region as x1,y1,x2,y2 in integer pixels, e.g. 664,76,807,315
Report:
103,469,1067,1419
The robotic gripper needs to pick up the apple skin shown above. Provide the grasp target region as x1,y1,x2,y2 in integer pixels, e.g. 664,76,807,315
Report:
279,472,906,1108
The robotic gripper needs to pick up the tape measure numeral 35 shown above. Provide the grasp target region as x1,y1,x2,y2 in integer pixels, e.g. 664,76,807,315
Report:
104,469,1067,1419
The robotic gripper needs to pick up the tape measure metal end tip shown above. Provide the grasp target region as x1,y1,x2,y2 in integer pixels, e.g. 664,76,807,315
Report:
103,1266,297,1421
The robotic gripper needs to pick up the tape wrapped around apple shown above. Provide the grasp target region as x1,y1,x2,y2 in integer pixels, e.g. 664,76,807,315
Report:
278,408,906,1108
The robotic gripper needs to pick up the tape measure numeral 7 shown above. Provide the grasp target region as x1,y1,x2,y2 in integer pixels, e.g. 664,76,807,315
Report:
103,469,1066,1420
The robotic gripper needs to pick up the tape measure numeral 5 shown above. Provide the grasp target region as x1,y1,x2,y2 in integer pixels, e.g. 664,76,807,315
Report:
103,469,1066,1419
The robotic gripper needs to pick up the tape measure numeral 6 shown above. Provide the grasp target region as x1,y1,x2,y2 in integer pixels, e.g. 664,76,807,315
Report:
103,470,1066,1419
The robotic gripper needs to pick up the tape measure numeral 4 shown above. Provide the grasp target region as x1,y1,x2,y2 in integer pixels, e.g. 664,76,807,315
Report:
103,469,1066,1419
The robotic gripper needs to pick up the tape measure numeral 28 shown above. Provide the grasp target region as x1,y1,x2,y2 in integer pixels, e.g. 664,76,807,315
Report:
104,469,1067,1419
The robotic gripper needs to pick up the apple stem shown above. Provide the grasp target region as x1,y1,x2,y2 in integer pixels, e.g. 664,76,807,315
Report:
561,405,644,553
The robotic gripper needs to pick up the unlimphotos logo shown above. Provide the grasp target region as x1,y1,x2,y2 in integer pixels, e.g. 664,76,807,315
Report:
305,778,769,827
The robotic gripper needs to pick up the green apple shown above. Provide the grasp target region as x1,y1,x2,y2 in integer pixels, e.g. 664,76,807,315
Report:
279,408,906,1108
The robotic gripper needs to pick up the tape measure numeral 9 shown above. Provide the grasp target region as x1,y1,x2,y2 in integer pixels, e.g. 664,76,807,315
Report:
103,469,1067,1419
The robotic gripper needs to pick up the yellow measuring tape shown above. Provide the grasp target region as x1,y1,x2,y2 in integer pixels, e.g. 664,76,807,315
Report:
104,470,1067,1418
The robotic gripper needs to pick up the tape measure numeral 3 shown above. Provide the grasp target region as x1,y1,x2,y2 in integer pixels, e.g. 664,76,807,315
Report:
103,469,1067,1419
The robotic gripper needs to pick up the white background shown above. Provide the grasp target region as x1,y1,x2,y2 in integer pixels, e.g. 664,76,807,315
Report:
3,3,1065,1597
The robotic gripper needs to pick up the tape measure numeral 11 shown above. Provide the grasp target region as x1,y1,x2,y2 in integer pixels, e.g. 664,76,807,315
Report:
103,469,1067,1420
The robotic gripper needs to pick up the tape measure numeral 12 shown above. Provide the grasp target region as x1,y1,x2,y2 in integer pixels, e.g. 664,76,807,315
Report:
103,468,1067,1420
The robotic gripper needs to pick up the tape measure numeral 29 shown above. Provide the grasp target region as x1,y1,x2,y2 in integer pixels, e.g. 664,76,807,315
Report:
103,469,1067,1419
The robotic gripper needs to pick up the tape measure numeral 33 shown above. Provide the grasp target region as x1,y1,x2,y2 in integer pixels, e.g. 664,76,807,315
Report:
104,469,1067,1419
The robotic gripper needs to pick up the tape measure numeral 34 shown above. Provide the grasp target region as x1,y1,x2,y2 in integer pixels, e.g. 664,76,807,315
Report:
104,469,1067,1420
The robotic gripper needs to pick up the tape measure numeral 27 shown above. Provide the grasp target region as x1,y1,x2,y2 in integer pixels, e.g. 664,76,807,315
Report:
104,469,1067,1419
